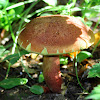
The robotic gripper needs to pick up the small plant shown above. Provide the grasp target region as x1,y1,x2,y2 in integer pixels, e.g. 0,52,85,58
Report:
0,77,44,95
85,63,100,100
0,78,28,89
88,62,100,78
0,0,24,31
85,84,100,100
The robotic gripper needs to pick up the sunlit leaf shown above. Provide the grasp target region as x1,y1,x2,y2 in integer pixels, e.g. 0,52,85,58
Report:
40,13,53,16
60,56,68,65
88,62,100,78
71,7,82,12
30,85,44,95
43,0,57,6
6,0,35,10
8,8,15,19
0,0,10,8
84,0,90,3
85,21,93,27
82,6,100,19
0,78,28,89
76,51,92,62
85,85,100,100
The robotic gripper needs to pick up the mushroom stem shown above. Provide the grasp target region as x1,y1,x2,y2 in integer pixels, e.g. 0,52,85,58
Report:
43,56,63,93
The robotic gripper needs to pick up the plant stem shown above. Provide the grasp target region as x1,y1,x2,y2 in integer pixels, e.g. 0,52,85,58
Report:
75,62,88,92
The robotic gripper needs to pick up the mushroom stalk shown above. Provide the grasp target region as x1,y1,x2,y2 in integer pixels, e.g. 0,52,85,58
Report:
43,56,63,93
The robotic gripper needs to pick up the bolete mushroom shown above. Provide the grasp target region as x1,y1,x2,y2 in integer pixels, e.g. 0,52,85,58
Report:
18,15,95,93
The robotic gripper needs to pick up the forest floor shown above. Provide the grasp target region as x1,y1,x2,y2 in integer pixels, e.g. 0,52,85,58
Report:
0,46,100,100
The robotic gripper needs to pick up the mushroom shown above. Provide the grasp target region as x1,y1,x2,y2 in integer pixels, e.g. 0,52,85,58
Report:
18,15,95,93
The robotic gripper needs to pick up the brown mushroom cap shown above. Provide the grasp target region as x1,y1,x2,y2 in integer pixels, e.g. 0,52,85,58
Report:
18,15,95,55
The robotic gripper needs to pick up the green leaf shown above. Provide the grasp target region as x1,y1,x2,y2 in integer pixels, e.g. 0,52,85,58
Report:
0,0,10,8
84,0,90,3
6,0,35,10
14,4,24,15
30,85,44,95
31,5,68,17
3,53,19,61
76,51,92,62
3,50,29,65
71,7,82,12
85,21,93,27
0,45,6,55
85,85,100,100
0,78,28,89
60,56,68,65
0,45,9,58
10,56,20,65
82,6,100,19
40,13,53,16
38,73,44,83
7,9,16,22
0,50,9,58
88,62,100,78
43,0,57,6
